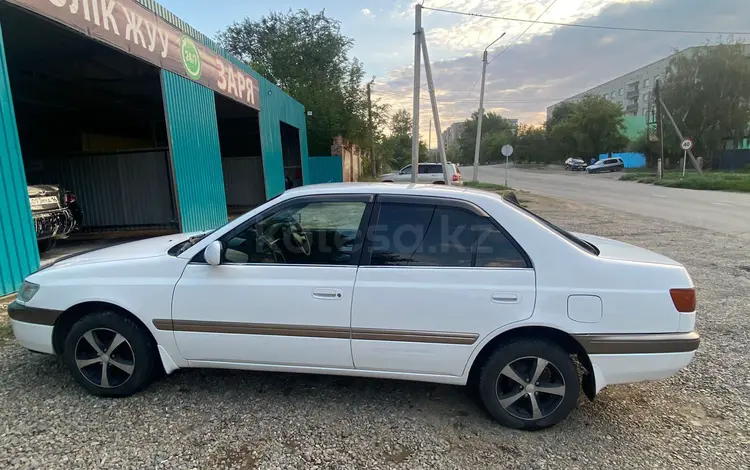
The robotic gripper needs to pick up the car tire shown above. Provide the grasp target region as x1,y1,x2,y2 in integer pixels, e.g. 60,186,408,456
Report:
381,180,393,183
478,339,580,430
63,311,156,398
37,238,56,254
433,181,445,184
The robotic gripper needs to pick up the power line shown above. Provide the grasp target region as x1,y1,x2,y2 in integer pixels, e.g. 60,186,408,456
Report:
488,0,558,65
422,6,750,36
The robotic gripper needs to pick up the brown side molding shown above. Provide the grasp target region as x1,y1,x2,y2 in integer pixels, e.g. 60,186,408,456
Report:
573,331,700,354
153,319,478,345
7,302,62,326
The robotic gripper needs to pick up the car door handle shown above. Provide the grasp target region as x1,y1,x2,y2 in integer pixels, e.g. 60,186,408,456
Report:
312,289,342,300
491,293,520,303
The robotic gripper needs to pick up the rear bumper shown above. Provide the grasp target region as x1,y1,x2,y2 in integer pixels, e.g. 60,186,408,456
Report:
33,208,75,240
10,319,55,355
576,331,700,394
590,351,695,393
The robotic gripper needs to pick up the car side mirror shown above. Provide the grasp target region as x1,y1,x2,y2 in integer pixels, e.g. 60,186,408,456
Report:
205,240,223,266
398,169,405,175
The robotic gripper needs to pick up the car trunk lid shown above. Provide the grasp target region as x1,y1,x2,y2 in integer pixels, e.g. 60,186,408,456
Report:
574,233,682,266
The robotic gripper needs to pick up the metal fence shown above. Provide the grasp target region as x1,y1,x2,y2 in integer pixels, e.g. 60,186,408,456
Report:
222,156,266,210
27,149,177,230
308,156,343,184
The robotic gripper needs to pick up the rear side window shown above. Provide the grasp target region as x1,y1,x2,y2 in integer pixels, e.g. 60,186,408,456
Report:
367,202,529,268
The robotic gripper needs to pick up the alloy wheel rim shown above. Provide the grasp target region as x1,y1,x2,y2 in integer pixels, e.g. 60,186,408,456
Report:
74,328,135,389
495,356,566,421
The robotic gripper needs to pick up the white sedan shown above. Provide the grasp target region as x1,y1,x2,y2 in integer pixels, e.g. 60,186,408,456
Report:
9,183,699,430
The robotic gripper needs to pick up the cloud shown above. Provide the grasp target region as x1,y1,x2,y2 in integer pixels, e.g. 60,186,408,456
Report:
375,0,750,146
361,8,374,17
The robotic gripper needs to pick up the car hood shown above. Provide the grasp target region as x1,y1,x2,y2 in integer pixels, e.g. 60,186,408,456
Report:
46,232,204,269
575,233,681,266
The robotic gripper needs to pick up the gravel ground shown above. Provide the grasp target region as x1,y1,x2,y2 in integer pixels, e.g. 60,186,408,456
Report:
1,193,749,469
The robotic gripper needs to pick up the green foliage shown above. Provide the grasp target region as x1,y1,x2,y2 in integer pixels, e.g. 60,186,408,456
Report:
547,95,629,159
455,112,515,165
218,10,387,155
620,171,750,192
375,110,427,171
514,125,550,163
661,41,750,161
627,131,661,167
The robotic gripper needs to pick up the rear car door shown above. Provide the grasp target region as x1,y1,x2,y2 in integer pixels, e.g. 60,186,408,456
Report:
350,195,536,377
170,194,372,368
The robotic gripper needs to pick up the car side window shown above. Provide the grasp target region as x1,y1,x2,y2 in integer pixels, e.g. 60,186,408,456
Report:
223,201,367,266
367,202,528,268
401,165,412,175
427,164,443,174
418,165,431,174
474,223,529,268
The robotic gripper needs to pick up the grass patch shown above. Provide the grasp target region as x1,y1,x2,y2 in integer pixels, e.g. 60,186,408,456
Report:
463,181,511,191
620,171,750,192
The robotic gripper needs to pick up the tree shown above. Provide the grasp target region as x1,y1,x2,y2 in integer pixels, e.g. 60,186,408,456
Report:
661,41,750,162
218,10,374,155
455,112,515,165
375,110,427,171
513,125,550,163
547,95,629,159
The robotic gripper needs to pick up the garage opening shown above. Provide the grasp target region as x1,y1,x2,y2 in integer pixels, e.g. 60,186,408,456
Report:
0,4,177,253
215,93,265,216
280,121,303,188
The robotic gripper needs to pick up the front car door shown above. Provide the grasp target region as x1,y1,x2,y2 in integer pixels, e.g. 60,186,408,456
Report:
350,195,536,377
394,165,412,183
170,194,373,369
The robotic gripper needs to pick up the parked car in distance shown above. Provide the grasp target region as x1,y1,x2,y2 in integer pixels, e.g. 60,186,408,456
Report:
28,185,78,253
9,183,699,430
586,158,625,173
379,163,462,184
564,158,587,171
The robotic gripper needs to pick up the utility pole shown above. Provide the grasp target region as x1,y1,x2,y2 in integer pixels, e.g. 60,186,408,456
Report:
428,117,433,162
472,32,505,182
658,95,703,175
472,51,488,182
367,81,375,178
655,79,664,179
411,3,422,183
420,28,450,184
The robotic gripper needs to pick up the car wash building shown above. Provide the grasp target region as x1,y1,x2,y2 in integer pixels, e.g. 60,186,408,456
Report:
0,0,311,296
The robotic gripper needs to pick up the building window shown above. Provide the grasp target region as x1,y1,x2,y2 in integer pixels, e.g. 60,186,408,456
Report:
610,91,615,98
644,78,650,87
618,88,624,96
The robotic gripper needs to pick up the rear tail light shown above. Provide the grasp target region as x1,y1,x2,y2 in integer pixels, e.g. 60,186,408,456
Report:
452,174,460,182
670,288,696,313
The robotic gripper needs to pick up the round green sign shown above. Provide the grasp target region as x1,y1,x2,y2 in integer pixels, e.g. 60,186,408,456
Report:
180,36,202,80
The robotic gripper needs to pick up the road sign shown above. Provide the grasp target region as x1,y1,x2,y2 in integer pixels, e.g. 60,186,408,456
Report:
680,138,693,151
501,144,514,157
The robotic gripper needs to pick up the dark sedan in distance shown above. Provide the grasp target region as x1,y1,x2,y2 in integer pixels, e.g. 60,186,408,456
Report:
564,158,587,171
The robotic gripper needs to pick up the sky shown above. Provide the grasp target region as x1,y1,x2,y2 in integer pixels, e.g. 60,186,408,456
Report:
158,0,749,147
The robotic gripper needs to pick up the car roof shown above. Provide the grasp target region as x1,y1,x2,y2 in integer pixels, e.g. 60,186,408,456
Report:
284,182,494,200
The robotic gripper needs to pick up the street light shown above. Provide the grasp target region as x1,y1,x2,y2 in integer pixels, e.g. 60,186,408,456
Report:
472,32,506,182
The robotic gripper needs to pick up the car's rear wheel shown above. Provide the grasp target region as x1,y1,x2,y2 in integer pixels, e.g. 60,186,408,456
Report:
478,339,579,430
63,311,156,397
37,238,56,254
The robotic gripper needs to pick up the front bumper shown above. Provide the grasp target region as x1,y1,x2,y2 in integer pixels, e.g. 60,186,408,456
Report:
10,320,55,354
33,208,75,241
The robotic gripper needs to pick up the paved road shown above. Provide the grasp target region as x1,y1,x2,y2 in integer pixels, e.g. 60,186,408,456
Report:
475,165,750,238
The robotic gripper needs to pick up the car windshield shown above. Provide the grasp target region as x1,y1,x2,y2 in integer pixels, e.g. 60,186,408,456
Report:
503,197,599,255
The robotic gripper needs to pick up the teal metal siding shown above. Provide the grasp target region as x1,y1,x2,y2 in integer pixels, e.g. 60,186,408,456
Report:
136,0,309,199
161,70,228,232
308,156,343,184
256,74,310,197
0,22,38,295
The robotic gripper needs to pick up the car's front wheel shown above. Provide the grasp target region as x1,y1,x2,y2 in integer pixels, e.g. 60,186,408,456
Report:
63,311,156,397
478,339,580,430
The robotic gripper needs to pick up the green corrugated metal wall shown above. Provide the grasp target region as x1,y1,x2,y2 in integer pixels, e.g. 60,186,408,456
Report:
161,70,228,232
255,75,310,197
137,0,309,199
0,21,38,296
308,156,343,184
